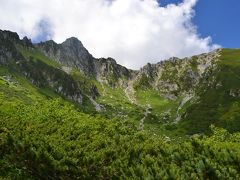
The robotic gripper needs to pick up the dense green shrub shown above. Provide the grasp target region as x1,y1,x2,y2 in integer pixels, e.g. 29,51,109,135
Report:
0,99,240,179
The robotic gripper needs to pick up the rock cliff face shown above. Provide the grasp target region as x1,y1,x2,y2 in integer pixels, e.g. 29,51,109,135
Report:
17,58,83,104
36,35,221,102
37,38,136,87
133,50,220,99
0,30,84,104
0,29,222,103
1,29,240,134
30,31,224,105
37,37,96,76
94,57,136,87
0,30,24,65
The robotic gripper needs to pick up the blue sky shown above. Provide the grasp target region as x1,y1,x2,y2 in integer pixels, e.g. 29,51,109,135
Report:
160,0,240,48
0,0,238,69
32,0,239,48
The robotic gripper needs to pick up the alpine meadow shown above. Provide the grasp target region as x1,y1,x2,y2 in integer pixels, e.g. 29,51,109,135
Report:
0,0,240,179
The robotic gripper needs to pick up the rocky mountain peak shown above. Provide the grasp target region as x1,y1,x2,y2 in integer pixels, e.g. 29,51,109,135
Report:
94,57,134,87
60,37,93,68
0,29,223,94
37,37,96,76
0,30,20,42
0,30,25,65
37,36,136,86
62,37,84,47
22,36,33,47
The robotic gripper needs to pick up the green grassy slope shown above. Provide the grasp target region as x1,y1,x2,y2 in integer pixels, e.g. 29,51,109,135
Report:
180,49,240,134
0,66,52,104
3,45,99,112
1,37,240,178
19,47,61,68
1,99,240,179
3,44,240,136
136,89,179,118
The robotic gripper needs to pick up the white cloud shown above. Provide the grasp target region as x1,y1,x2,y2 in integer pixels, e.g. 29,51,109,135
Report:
0,0,220,69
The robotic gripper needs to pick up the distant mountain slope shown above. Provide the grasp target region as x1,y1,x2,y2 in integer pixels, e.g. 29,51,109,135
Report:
179,49,240,134
1,29,240,135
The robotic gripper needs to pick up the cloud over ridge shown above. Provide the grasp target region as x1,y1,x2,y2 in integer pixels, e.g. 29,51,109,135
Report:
0,0,220,69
